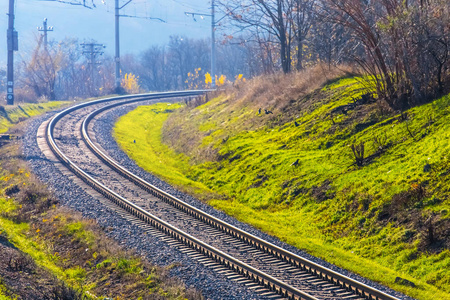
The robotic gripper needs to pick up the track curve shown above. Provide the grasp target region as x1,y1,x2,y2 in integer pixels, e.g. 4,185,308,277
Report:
43,92,402,300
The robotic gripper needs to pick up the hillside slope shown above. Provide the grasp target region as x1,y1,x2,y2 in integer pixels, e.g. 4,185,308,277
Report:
114,69,450,300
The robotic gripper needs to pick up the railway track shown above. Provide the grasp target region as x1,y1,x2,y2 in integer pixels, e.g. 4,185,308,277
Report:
41,92,402,300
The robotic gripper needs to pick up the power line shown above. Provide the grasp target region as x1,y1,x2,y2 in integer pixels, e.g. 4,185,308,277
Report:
37,0,96,9
37,18,54,50
81,41,105,93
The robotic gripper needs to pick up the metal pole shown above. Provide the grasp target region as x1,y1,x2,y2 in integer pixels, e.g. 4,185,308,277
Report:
211,0,216,87
6,0,15,105
38,18,53,52
115,0,121,93
90,43,95,93
43,18,48,50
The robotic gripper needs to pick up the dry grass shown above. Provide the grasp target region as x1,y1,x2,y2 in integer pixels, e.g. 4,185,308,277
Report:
232,64,355,111
163,64,356,163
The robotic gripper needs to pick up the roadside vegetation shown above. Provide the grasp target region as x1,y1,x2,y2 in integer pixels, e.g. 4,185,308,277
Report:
0,102,68,133
114,67,450,300
0,102,201,299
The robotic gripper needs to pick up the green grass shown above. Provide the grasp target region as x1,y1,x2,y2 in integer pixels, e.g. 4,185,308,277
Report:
0,277,13,300
114,77,450,300
113,103,214,197
0,102,69,134
64,221,96,246
0,201,68,281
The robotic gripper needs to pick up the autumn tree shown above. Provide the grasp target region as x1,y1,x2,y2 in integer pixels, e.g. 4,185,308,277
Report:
121,73,140,93
21,37,64,100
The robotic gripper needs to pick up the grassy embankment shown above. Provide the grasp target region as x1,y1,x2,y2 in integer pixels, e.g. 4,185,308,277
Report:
114,67,450,300
0,101,200,299
0,102,69,133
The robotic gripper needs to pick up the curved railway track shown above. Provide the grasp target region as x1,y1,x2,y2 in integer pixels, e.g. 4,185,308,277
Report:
41,92,401,300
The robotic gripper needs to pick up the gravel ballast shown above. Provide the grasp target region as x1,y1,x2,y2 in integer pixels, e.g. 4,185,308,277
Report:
22,100,413,300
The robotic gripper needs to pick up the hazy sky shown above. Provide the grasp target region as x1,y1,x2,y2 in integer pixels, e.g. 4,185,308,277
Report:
0,0,212,65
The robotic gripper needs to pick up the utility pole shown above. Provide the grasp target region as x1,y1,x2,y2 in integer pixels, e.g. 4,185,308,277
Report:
185,0,217,88
37,18,54,51
115,0,121,93
81,42,105,95
114,0,135,94
113,1,165,93
6,0,18,105
211,0,216,87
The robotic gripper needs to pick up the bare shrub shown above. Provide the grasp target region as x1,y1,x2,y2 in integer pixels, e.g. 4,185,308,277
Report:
4,184,20,196
350,142,365,166
44,282,86,300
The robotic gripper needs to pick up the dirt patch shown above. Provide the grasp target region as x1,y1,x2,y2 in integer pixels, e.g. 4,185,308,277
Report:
310,179,335,203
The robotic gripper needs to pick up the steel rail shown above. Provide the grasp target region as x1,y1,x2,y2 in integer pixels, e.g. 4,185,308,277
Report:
45,91,317,300
81,97,402,300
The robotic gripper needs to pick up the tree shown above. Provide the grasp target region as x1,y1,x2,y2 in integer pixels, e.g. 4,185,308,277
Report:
320,0,450,109
21,37,64,100
219,0,296,73
321,0,396,106
292,0,315,70
139,46,167,91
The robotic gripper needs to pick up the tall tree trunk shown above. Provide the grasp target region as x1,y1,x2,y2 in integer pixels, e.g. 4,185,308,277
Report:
297,37,304,70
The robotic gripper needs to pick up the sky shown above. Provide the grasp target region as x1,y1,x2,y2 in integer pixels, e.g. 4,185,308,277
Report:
0,0,213,65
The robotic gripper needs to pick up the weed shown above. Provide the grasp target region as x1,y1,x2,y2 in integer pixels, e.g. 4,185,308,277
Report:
373,132,389,152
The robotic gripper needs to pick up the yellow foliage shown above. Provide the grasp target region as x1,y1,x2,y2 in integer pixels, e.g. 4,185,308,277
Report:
216,74,226,86
121,73,140,94
205,72,212,85
186,68,203,89
234,74,246,85
188,68,229,88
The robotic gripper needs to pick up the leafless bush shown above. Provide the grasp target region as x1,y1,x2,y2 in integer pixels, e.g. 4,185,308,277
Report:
405,120,416,139
44,282,86,300
4,184,20,196
323,0,450,109
16,181,58,213
350,142,365,166
14,87,39,104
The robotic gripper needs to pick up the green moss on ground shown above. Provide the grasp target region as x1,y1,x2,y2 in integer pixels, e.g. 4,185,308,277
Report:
114,76,450,300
